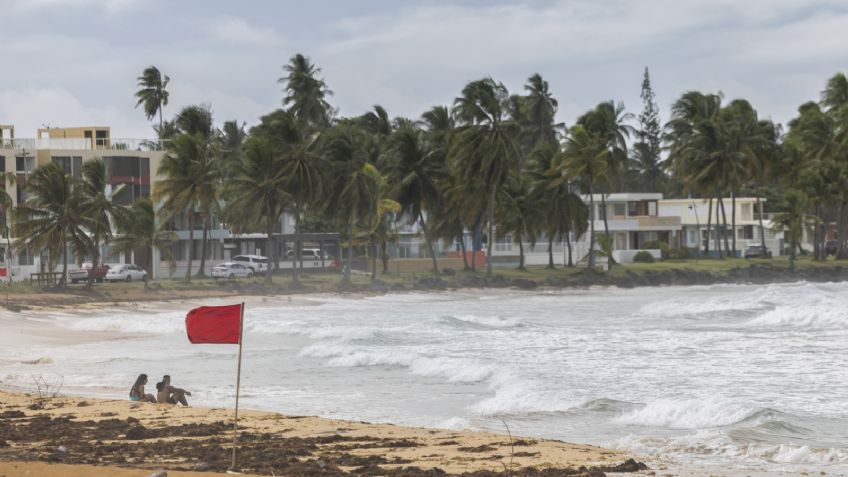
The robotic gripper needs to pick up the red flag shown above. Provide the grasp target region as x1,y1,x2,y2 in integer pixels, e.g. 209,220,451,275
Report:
0,267,6,277
186,304,242,344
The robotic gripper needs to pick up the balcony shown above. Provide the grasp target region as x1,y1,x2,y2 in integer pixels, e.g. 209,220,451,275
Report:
1,138,167,151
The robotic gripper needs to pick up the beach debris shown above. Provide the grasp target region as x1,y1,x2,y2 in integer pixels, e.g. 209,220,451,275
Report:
125,425,148,440
192,462,209,471
148,471,168,477
0,410,26,419
76,400,90,407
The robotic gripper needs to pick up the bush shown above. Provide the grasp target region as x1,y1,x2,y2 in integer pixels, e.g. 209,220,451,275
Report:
669,247,696,260
633,251,656,263
643,240,671,259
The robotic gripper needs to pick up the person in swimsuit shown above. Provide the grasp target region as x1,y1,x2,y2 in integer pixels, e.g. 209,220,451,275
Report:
129,374,156,403
156,375,191,406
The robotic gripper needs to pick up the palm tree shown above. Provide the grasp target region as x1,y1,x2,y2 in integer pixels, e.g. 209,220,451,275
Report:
112,198,175,287
172,105,220,276
279,53,334,128
0,172,16,285
527,142,587,268
665,91,725,256
496,174,541,270
450,78,521,275
14,163,91,287
522,73,560,147
385,125,446,272
559,125,608,269
154,133,217,281
577,101,634,238
323,123,382,283
772,189,819,269
135,66,170,136
225,136,289,284
79,159,120,285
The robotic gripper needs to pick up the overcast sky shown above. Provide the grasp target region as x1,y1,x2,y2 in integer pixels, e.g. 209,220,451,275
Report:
1,0,846,139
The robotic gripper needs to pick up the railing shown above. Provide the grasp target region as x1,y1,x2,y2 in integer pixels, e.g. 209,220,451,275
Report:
1,138,167,151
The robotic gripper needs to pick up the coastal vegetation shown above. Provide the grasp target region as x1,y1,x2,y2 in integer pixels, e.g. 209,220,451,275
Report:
10,56,848,286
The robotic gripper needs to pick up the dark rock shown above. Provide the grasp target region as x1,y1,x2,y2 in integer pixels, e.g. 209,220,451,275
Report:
599,458,649,473
125,425,148,440
0,410,26,419
511,278,537,290
192,462,209,471
441,268,456,276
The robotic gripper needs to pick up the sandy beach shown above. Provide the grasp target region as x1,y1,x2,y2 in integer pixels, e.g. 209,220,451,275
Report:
0,390,645,477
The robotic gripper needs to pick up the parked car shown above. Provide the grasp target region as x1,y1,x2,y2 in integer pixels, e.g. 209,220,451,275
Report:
282,248,338,269
231,254,269,275
211,262,254,279
69,263,110,284
744,245,772,259
825,240,840,256
104,263,147,282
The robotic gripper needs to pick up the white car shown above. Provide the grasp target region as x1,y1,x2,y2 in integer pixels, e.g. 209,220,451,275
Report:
104,263,147,283
211,262,254,279
231,255,269,275
282,249,337,269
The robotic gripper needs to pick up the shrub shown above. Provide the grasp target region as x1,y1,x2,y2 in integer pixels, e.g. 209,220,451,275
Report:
633,251,656,263
669,247,695,260
643,240,671,259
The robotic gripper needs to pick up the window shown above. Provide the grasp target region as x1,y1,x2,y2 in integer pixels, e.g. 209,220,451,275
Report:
16,156,25,172
628,201,639,216
613,203,626,217
740,225,754,240
51,156,83,178
0,156,5,173
18,247,34,266
648,201,657,216
495,234,512,252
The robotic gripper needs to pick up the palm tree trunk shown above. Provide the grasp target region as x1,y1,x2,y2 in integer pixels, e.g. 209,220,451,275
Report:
518,239,525,270
185,212,194,282
158,105,164,143
292,206,301,284
61,232,68,288
146,242,153,287
719,196,731,257
588,181,596,269
419,211,439,273
88,234,100,287
756,192,768,256
381,238,389,273
547,236,554,269
837,201,848,259
600,190,610,237
813,204,821,260
471,213,482,272
486,185,496,276
566,232,574,267
198,215,209,276
459,232,469,270
266,199,274,285
731,191,737,257
370,237,377,280
705,197,713,257
344,219,353,282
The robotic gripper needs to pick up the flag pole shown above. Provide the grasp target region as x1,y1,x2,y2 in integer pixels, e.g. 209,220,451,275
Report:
230,302,245,472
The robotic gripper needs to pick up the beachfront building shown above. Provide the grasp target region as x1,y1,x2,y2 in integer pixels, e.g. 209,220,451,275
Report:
658,198,787,256
486,193,683,266
0,125,166,281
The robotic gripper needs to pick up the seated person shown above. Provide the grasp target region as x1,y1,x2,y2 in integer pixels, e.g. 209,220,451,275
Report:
129,374,156,403
156,374,191,406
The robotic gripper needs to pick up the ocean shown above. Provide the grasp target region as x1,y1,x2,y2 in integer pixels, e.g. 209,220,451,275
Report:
2,282,846,476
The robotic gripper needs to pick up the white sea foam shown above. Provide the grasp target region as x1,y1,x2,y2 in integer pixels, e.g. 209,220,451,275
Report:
614,398,758,429
65,313,185,334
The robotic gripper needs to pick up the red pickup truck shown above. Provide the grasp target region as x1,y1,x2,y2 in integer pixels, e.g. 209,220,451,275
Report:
69,263,111,284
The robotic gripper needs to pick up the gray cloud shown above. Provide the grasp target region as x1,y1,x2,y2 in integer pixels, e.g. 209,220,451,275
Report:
0,1,846,139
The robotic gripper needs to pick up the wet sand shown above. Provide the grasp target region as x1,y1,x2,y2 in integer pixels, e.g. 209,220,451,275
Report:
0,390,647,477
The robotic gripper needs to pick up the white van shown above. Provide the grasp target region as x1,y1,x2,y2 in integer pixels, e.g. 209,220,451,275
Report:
282,248,336,269
231,254,269,275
